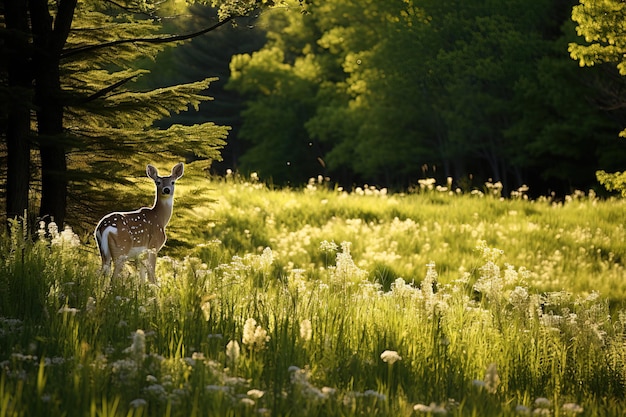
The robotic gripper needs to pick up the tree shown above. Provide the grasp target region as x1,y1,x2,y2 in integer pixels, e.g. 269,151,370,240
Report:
136,4,267,173
229,0,625,193
569,0,626,196
2,0,32,221
0,0,275,228
569,0,626,138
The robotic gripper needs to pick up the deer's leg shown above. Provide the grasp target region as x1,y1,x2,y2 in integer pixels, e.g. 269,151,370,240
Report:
146,249,157,283
101,257,112,275
113,255,127,278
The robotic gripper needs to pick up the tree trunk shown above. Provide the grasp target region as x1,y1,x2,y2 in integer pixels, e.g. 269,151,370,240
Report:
4,0,32,223
29,0,77,226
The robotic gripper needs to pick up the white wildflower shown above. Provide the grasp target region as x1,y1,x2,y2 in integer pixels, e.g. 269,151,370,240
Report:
363,390,386,401
242,318,270,351
422,262,437,299
413,402,447,414
484,363,500,394
509,286,529,308
562,403,583,414
86,297,96,314
534,397,551,408
125,329,146,363
51,225,81,247
47,221,59,240
206,385,230,393
472,380,486,388
57,306,79,315
299,319,312,342
129,398,147,408
320,240,338,253
240,398,255,406
333,241,366,281
259,247,274,270
380,350,402,365
37,221,47,241
226,340,240,363
247,389,265,399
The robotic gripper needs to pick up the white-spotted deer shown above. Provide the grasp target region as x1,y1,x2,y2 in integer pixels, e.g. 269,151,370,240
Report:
95,163,184,281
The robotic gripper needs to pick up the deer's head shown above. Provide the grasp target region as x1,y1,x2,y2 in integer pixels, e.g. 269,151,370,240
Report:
147,162,184,201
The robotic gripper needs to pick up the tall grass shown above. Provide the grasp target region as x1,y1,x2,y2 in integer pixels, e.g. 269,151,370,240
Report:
1,171,626,416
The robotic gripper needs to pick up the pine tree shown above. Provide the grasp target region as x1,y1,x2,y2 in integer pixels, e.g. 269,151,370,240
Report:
1,0,273,228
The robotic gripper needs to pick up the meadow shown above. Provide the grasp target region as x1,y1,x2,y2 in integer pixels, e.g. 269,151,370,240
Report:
2,168,626,416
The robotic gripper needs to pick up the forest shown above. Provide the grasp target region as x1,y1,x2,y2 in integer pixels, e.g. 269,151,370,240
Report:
1,0,626,229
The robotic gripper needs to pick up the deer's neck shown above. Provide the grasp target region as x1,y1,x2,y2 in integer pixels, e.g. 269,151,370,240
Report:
150,196,174,227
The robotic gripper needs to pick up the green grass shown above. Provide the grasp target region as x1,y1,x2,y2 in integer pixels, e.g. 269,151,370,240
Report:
2,168,626,416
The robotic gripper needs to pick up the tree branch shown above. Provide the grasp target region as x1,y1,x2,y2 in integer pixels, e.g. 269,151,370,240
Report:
82,75,138,103
60,14,236,60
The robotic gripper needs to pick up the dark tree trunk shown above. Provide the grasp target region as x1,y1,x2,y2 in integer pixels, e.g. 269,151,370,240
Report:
4,0,32,223
29,0,77,226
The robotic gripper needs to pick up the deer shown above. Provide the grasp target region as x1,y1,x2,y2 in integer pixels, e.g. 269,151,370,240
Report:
94,162,184,282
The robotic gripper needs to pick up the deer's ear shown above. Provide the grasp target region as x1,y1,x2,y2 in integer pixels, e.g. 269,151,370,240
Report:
172,162,184,179
147,164,159,180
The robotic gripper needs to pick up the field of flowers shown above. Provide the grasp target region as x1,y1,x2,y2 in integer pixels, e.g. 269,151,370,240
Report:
1,171,626,416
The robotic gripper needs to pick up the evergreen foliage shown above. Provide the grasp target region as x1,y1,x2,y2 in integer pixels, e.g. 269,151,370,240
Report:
1,0,274,228
135,4,267,173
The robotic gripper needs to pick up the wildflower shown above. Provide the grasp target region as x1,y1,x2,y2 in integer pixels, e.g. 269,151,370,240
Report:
333,241,367,280
125,329,146,363
259,247,274,270
414,403,447,414
414,404,432,412
515,405,531,415
472,380,486,388
51,225,81,247
418,178,436,191
476,240,504,263
48,221,59,240
144,384,167,398
299,319,312,342
247,389,265,399
422,262,437,299
57,306,79,315
37,221,47,241
319,240,338,253
226,340,240,363
363,390,386,401
562,403,583,414
240,398,255,406
86,297,96,314
534,397,551,408
484,363,500,394
242,318,270,351
380,350,402,365
509,286,529,308
129,398,147,408
206,385,230,393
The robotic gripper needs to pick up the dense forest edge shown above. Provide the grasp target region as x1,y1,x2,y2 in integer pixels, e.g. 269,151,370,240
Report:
1,0,626,232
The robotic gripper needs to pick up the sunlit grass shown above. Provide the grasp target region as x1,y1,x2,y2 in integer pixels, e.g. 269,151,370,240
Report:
170,170,626,300
1,170,626,416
